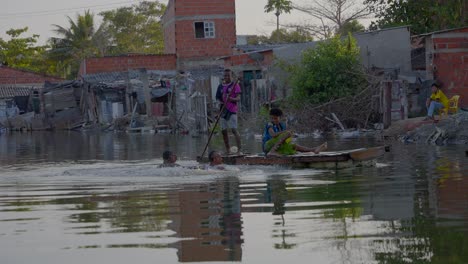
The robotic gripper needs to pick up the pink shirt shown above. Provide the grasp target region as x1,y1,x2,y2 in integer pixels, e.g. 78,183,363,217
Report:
222,82,241,113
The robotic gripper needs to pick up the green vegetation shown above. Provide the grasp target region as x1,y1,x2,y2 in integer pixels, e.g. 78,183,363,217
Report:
337,20,365,35
49,10,109,78
0,1,166,79
264,0,293,32
365,0,467,34
287,34,366,104
248,28,313,44
1,0,464,79
0,28,56,75
100,1,166,55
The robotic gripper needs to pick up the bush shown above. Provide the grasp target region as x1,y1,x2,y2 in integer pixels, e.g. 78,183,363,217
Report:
289,34,366,104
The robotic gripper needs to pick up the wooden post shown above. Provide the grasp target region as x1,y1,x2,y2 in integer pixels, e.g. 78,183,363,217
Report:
382,81,392,128
402,81,408,120
251,79,256,113
267,79,271,110
125,71,131,115
140,68,151,117
203,94,208,133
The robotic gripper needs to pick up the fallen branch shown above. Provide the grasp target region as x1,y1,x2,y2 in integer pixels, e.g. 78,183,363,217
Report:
331,113,345,130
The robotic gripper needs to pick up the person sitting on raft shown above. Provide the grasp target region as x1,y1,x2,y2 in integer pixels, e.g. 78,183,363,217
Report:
262,108,327,157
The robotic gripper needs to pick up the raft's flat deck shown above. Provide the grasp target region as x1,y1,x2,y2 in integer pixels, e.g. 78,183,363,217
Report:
219,147,385,169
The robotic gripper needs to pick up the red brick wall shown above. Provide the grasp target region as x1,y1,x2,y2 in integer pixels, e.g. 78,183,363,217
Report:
174,19,236,58
174,0,235,16
432,28,468,107
0,66,63,85
224,51,274,67
80,54,177,75
162,0,236,59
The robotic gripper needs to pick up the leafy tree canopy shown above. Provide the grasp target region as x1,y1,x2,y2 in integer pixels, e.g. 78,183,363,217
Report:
0,27,57,75
288,34,366,104
337,20,365,35
248,28,313,45
265,0,293,31
100,1,166,55
365,0,467,34
48,10,110,78
50,10,108,60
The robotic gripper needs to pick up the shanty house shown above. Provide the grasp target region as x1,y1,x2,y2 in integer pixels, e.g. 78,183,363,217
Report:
0,86,32,122
0,65,64,129
412,27,468,107
77,0,239,134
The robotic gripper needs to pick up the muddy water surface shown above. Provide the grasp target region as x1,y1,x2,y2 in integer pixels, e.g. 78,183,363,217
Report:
0,132,467,264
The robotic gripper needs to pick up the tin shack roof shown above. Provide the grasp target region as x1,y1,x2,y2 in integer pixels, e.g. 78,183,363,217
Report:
0,86,32,99
82,70,178,84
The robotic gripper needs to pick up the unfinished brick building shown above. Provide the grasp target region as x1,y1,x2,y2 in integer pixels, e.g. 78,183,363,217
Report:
162,0,237,69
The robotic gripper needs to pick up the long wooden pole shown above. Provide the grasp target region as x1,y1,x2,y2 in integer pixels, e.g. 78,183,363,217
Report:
200,81,237,159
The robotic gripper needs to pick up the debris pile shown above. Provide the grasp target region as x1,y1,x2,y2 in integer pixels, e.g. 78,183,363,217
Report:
398,112,468,145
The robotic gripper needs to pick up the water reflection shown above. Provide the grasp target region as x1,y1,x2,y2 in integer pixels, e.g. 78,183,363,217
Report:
370,144,468,263
0,131,213,164
0,133,467,263
169,177,242,262
266,176,296,249
0,131,372,165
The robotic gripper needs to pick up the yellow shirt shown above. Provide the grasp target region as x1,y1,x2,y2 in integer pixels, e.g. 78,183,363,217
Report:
430,90,449,109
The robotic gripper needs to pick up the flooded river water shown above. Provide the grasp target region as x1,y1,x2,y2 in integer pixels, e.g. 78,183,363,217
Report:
0,132,467,264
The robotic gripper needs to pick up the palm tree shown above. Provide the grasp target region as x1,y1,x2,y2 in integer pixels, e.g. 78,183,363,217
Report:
48,10,109,77
264,0,293,32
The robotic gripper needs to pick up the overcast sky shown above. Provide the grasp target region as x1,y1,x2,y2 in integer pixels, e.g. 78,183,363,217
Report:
1,0,371,44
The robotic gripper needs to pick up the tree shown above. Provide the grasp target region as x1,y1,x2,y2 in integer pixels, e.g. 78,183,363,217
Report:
0,27,56,75
337,20,365,35
365,0,467,34
100,1,166,55
48,10,109,78
248,28,313,45
288,34,366,103
271,28,314,43
264,0,293,34
291,0,372,39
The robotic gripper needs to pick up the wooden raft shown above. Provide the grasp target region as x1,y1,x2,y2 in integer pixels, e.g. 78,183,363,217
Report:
200,146,385,169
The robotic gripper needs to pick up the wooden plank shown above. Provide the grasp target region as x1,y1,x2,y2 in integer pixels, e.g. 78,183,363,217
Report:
233,154,350,166
197,147,384,168
126,126,154,133
349,146,385,161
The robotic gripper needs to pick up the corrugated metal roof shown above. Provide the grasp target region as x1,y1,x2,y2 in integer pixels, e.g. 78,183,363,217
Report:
0,86,32,99
82,70,178,84
81,68,224,85
235,44,286,53
353,25,410,36
414,26,468,37
184,66,224,80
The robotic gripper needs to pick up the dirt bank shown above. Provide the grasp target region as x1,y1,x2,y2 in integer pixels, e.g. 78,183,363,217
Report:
384,112,468,145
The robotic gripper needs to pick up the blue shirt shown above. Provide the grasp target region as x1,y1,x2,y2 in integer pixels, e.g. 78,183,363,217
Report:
262,122,286,151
